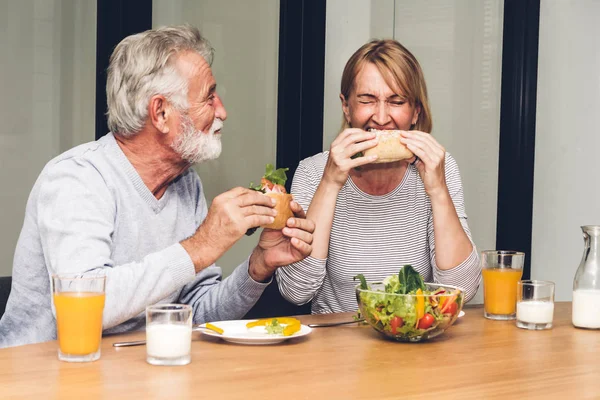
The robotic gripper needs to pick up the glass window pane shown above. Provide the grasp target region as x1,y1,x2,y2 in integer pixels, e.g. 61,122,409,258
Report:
532,0,600,300
323,0,504,304
153,0,280,275
0,0,96,277
393,1,504,276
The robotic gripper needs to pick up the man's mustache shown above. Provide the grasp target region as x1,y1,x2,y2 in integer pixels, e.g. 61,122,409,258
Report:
210,118,224,133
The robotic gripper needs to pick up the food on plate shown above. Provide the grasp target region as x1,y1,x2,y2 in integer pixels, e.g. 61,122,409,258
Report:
205,323,224,335
355,265,463,341
246,317,301,336
248,164,294,231
353,130,414,163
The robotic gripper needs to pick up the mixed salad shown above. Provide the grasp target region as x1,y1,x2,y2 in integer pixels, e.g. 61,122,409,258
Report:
355,266,462,339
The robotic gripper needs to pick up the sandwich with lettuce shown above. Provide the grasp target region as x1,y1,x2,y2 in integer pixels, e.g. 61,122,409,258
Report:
249,164,294,230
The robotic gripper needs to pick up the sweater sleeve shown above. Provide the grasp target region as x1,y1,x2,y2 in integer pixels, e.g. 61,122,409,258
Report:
276,158,328,305
428,154,482,302
37,161,197,330
178,258,270,323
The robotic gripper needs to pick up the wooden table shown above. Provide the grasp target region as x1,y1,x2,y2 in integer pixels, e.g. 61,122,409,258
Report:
1,302,599,399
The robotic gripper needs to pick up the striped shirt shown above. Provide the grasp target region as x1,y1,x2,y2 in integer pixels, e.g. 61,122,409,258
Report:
276,151,481,314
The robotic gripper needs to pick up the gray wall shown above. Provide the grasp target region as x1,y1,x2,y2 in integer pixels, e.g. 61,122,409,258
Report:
531,0,600,300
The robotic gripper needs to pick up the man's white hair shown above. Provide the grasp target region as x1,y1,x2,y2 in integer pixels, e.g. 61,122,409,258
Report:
106,25,214,137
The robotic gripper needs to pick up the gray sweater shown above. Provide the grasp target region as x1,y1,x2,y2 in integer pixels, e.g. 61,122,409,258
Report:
0,133,268,348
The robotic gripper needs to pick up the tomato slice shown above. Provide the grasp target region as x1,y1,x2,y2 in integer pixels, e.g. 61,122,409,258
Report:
390,316,404,334
261,177,274,191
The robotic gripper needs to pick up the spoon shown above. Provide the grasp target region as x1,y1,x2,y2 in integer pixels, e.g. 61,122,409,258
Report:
308,319,364,328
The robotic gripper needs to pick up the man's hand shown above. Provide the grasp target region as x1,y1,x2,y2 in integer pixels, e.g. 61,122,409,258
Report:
248,200,315,282
181,187,277,272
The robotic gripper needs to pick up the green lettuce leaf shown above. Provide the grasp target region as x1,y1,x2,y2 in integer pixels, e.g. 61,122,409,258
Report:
264,163,288,186
249,163,288,192
396,265,425,294
265,319,284,335
354,274,369,290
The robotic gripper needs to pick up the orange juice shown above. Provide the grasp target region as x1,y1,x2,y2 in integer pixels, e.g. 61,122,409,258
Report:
54,292,105,355
483,268,523,315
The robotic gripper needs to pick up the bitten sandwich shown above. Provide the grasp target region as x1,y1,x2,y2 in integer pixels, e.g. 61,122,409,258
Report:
362,130,414,163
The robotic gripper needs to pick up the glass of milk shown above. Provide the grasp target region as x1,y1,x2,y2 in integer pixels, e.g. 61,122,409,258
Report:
145,304,192,366
516,280,555,330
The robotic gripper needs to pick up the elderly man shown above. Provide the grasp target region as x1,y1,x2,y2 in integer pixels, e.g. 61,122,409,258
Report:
0,25,315,347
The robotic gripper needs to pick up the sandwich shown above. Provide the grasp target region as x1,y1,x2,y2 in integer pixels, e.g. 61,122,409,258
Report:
249,164,294,231
359,130,414,163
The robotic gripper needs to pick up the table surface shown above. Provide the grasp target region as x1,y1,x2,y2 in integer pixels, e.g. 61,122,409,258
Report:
1,302,599,399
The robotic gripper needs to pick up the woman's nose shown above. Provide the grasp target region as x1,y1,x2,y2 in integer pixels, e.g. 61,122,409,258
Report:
372,101,391,126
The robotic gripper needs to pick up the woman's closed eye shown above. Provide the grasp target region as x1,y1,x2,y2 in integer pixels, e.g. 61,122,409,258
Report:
388,100,406,106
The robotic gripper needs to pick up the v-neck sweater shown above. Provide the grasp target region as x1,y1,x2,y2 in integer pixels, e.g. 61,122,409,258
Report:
0,133,268,347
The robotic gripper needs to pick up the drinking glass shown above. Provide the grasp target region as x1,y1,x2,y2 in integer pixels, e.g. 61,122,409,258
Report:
146,304,192,366
482,250,525,320
52,273,106,362
516,280,555,330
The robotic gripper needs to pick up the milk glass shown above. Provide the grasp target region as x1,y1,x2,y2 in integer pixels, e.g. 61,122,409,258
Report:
516,280,555,330
146,304,192,366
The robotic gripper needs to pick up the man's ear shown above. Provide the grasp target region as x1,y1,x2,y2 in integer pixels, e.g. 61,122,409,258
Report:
149,95,171,134
340,94,351,125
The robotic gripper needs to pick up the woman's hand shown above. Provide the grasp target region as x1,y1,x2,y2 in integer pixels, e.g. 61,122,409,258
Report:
400,131,447,197
323,128,379,188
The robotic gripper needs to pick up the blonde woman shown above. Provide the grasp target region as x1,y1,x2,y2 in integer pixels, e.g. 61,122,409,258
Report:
276,39,481,313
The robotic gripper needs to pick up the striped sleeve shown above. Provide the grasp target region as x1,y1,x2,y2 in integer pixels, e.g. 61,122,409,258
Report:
428,154,482,302
276,159,327,305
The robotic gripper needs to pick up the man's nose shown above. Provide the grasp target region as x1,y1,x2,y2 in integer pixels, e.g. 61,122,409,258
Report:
214,94,227,121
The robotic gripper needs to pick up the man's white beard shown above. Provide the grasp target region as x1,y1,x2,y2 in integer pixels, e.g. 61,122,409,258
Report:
171,116,223,164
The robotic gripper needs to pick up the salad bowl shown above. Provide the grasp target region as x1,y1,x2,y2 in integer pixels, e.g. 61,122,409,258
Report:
355,268,464,342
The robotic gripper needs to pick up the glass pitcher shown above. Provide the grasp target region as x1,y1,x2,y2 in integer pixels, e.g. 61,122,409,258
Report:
572,225,600,329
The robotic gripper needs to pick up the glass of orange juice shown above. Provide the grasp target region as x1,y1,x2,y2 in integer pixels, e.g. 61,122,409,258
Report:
52,273,106,362
482,250,525,320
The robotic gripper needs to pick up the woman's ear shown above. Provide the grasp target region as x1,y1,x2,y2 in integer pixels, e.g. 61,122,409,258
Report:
149,95,171,134
340,94,351,124
411,105,421,126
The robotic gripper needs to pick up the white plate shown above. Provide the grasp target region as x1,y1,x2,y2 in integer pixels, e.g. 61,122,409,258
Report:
458,310,465,318
197,320,312,345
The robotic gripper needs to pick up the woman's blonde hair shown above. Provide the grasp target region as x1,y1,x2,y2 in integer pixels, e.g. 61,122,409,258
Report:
340,39,432,133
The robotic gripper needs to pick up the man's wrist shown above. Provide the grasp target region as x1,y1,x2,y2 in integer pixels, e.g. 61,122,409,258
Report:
248,248,272,283
181,225,221,273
